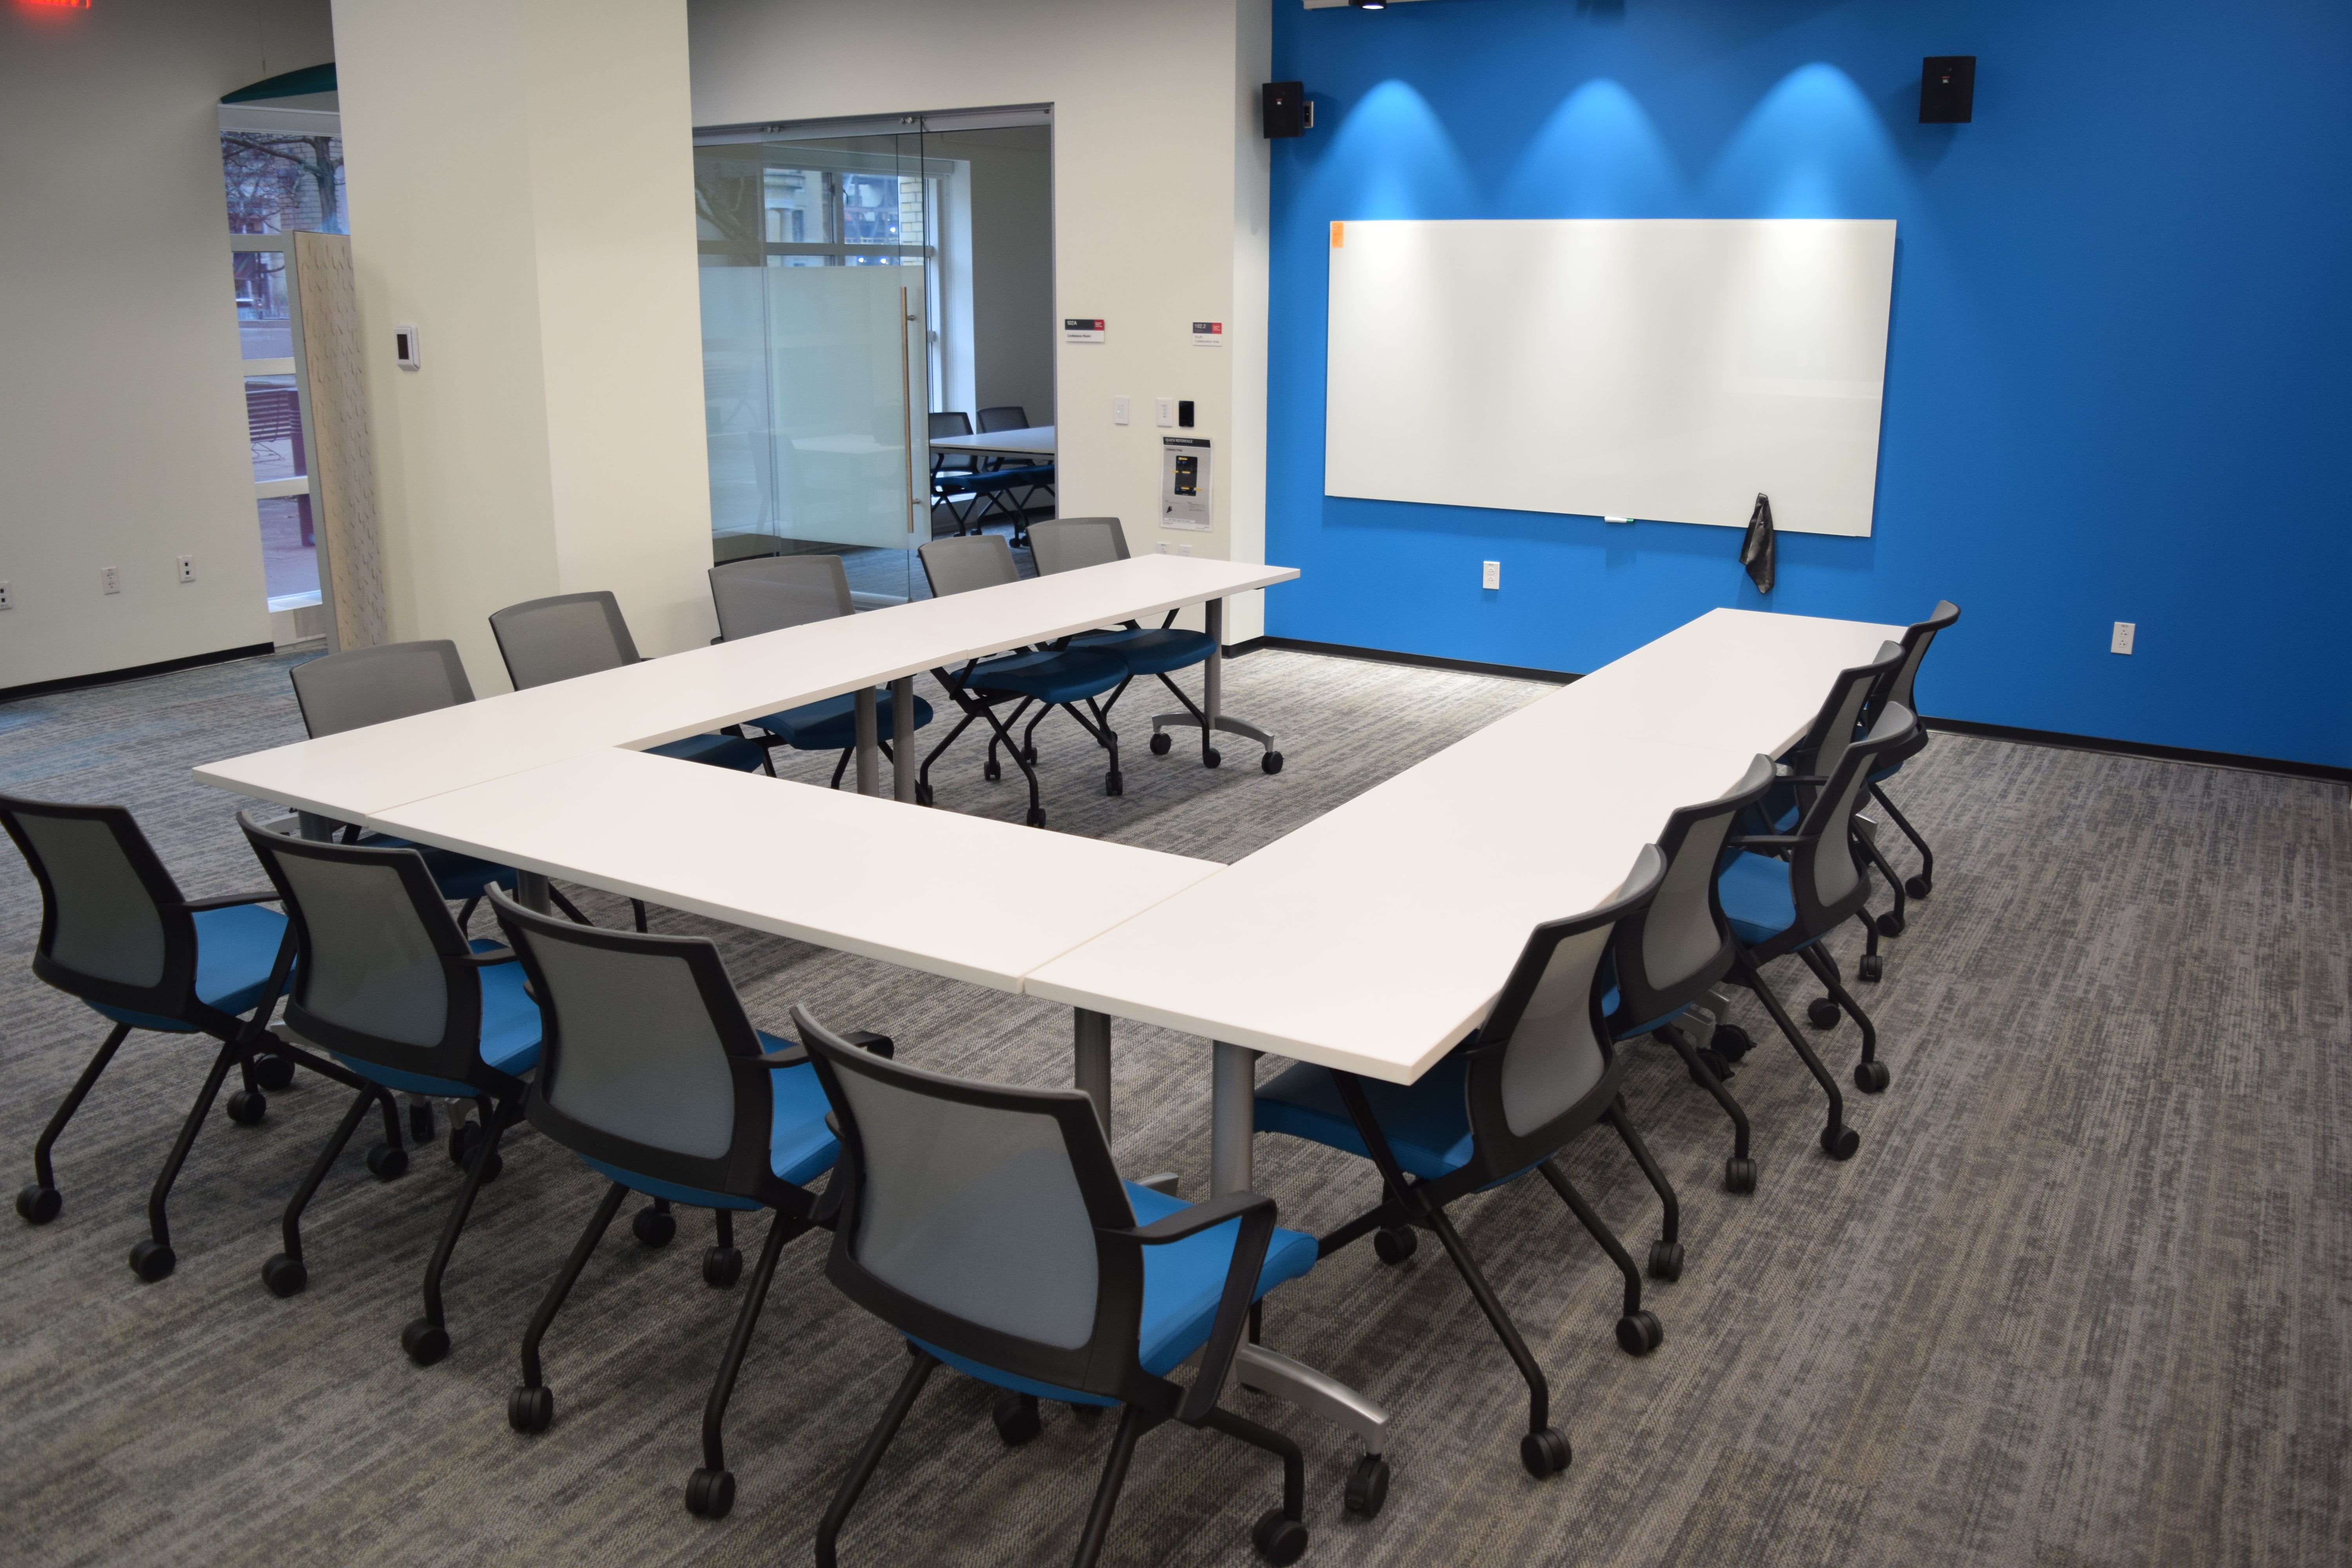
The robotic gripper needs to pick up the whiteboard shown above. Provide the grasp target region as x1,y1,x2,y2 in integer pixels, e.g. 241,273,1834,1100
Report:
1324,219,1896,537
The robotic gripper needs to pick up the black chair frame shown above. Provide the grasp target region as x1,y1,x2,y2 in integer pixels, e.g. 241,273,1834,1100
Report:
1858,601,1962,905
918,653,1127,829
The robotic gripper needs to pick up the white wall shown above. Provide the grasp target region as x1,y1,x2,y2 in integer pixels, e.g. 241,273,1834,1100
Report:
0,0,333,691
689,0,1275,639
331,0,713,690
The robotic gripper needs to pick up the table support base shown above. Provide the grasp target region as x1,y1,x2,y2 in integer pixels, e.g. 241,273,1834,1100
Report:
516,872,550,915
890,676,917,802
1211,1041,1259,1196
854,689,880,796
1074,1008,1112,1137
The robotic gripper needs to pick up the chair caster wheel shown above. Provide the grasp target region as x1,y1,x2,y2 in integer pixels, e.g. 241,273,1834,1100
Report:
447,1120,501,1181
408,1100,437,1145
1807,997,1842,1029
1026,807,1047,829
1855,1060,1891,1094
250,1052,296,1092
1725,1156,1758,1194
1104,771,1123,797
1149,731,1172,755
632,1205,677,1248
992,1392,1042,1446
1877,909,1906,938
128,1238,176,1281
1343,1453,1390,1518
685,1466,735,1519
1821,1124,1861,1160
226,1089,268,1125
261,1252,308,1297
1905,874,1931,899
1252,1508,1309,1565
1691,1047,1735,1086
1520,1426,1572,1479
1372,1224,1417,1265
915,781,935,806
1615,1310,1664,1357
16,1184,60,1225
983,759,1002,782
1858,953,1884,983
1021,744,1037,765
1712,1024,1754,1063
1203,747,1222,769
1261,751,1284,775
702,1245,742,1288
1648,1240,1683,1281
508,1383,553,1434
401,1317,450,1365
367,1143,408,1181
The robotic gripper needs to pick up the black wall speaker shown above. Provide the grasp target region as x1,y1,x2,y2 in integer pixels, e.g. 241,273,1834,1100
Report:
1263,81,1307,139
1920,56,1976,123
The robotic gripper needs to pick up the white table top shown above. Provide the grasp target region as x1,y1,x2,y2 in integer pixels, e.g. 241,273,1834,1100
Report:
368,748,1223,994
1025,608,1905,1082
194,554,1294,820
931,425,1054,457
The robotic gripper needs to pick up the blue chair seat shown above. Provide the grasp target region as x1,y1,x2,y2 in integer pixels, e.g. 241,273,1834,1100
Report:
649,731,767,772
1717,849,1804,946
582,1031,836,1210
89,902,288,1034
356,835,517,902
965,647,1126,705
916,1179,1317,1405
334,941,543,1097
1256,1055,1476,1183
749,688,934,752
1070,626,1214,676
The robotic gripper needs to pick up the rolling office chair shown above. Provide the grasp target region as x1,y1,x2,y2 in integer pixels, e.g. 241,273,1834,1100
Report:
915,535,1129,827
707,555,934,788
796,1004,1318,1568
1711,704,1920,1165
1602,755,1780,1194
487,887,892,1521
1857,601,1962,905
974,404,1054,536
928,411,990,534
1253,846,1672,1481
1,792,373,1281
238,814,539,1365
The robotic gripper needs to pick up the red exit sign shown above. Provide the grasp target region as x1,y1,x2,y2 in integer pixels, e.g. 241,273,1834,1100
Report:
19,1,94,9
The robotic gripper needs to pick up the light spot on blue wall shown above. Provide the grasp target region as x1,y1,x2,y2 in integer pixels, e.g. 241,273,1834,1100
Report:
1704,64,1908,218
1304,80,1479,221
1497,79,1684,218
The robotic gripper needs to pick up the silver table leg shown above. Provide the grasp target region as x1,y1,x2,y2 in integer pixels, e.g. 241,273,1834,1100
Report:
1151,595,1279,769
890,675,917,803
855,688,880,796
1074,1008,1112,1136
296,811,333,842
1211,1040,1259,1196
516,871,551,914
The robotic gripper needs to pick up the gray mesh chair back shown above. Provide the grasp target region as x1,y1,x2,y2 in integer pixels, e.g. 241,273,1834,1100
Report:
1607,755,1777,1033
930,411,975,474
1788,704,1918,931
1027,517,1129,576
709,554,855,641
290,640,474,737
918,534,1019,598
0,793,198,1018
1879,601,1960,717
1790,640,1905,790
976,406,1029,432
488,591,641,690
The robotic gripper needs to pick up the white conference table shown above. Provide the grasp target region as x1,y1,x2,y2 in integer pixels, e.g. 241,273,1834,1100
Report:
929,425,1054,459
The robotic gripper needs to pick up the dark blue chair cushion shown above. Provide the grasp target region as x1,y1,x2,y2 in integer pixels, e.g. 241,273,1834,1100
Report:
1256,1056,1476,1183
649,732,766,772
333,942,543,1097
915,1179,1317,1406
88,903,288,1034
749,688,934,751
1716,850,1798,945
356,835,517,901
964,648,1126,704
579,1031,837,1211
1070,626,1214,676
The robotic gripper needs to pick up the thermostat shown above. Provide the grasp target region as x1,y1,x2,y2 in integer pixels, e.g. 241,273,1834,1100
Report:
394,325,421,370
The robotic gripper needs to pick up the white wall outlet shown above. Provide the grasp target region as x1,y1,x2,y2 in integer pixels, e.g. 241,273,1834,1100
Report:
1156,541,1170,554
0,581,12,610
1177,543,1193,557
1155,396,1174,428
100,566,120,595
176,555,196,584
1481,560,1501,590
1113,395,1130,426
2111,621,2135,655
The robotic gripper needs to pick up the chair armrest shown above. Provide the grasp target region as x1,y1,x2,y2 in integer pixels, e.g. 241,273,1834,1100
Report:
840,1029,895,1060
755,1046,810,1069
1778,774,1828,787
1105,1191,1279,1425
461,946,519,966
1102,1189,1274,1246
1726,834,1808,851
181,889,281,912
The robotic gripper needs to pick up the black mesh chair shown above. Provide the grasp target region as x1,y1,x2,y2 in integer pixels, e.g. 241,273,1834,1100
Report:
1,792,369,1281
915,535,1129,826
797,1004,1317,1568
928,410,996,534
238,814,541,1364
1858,601,1961,906
288,639,523,932
973,404,1055,530
1712,704,1921,1162
1253,847,1671,1480
487,887,891,1521
707,555,933,788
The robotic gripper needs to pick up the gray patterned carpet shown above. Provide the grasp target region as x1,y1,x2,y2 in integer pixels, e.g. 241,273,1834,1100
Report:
1,647,2345,1567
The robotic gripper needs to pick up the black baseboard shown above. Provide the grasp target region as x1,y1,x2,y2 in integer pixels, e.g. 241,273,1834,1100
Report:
0,643,278,705
1919,717,2351,785
1227,635,1577,686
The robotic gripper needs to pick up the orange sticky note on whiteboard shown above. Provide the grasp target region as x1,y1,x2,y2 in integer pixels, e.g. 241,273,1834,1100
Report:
1330,221,1345,248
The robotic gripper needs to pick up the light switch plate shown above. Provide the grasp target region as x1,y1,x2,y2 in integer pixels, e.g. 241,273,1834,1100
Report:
1155,397,1174,428
1113,395,1130,426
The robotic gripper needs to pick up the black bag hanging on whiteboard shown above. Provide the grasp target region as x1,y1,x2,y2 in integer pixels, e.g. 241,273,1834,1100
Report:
1740,492,1776,593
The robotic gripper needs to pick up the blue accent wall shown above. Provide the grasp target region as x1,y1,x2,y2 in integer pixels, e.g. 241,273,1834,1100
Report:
1268,0,2352,767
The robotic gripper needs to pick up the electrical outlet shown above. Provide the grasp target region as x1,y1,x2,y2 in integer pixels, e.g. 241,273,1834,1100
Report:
1155,397,1174,428
2110,621,2135,655
100,566,120,595
1481,560,1501,590
0,581,12,610
1156,541,1170,554
1113,395,1130,426
177,555,196,584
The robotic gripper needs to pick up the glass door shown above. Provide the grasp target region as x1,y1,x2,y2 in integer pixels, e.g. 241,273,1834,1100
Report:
231,235,332,639
695,124,940,604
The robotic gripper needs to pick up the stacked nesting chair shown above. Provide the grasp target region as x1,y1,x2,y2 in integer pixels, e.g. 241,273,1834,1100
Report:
237,813,541,1365
975,404,1055,540
1252,846,1673,1482
486,886,894,1521
795,1004,1319,1568
707,554,933,786
1709,703,1921,1167
1,792,373,1281
915,535,1129,826
1858,601,1962,906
